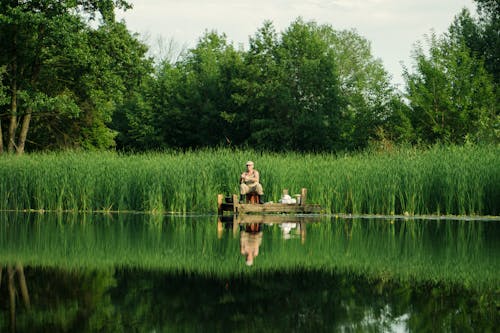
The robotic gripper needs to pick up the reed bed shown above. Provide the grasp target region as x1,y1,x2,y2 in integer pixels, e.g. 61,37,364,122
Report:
0,145,498,215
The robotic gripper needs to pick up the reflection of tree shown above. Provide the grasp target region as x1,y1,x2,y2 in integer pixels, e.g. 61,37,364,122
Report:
110,270,498,332
0,263,30,333
1,214,498,331
0,267,121,332
1,266,497,332
406,284,499,332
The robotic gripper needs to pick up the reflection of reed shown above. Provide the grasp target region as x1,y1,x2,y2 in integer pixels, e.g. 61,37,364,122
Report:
1,213,497,291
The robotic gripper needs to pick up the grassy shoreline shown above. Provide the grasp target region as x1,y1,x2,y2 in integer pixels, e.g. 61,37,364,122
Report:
1,209,499,221
0,145,498,215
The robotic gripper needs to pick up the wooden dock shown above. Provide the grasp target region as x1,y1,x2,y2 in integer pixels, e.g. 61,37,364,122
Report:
217,188,322,215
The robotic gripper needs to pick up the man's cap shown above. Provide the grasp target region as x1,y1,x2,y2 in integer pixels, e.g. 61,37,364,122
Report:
246,161,254,166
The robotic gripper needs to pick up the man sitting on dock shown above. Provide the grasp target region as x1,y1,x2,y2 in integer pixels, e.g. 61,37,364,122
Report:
240,161,264,204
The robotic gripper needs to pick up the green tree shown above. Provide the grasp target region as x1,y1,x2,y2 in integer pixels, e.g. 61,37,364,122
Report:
0,66,7,152
471,0,499,83
113,75,159,150
235,20,282,149
403,33,497,144
323,28,407,149
447,4,499,143
30,20,152,151
115,18,401,152
243,19,402,151
132,32,246,150
276,19,342,151
0,0,150,153
242,19,343,151
173,32,245,147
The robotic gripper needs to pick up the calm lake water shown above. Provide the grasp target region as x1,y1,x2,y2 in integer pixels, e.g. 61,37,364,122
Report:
0,212,498,332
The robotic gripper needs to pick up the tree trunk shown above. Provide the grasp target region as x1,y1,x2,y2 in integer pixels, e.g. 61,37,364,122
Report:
16,263,30,309
16,110,32,155
8,265,16,333
0,119,4,153
8,32,18,154
7,84,18,153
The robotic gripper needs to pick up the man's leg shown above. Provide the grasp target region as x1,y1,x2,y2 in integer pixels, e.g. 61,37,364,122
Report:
240,183,249,203
256,184,264,204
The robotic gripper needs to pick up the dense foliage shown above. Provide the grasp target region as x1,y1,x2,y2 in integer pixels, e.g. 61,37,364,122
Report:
113,19,404,152
0,1,497,153
0,0,151,153
403,0,499,145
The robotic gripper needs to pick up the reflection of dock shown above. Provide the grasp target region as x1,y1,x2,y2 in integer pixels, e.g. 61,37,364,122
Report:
217,214,319,243
234,214,320,225
217,188,322,215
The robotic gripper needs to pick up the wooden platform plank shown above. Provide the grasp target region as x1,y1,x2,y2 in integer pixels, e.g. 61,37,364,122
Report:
219,202,322,214
217,189,322,215
236,203,321,214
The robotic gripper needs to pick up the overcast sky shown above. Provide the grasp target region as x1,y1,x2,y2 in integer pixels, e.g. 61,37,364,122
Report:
117,0,476,87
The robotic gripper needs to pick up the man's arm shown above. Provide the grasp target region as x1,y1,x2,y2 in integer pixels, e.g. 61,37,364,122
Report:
252,170,260,183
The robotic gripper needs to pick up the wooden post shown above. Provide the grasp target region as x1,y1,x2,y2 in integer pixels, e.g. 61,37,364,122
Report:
217,217,223,239
232,194,239,214
217,194,223,215
300,188,307,206
300,221,306,244
233,215,239,235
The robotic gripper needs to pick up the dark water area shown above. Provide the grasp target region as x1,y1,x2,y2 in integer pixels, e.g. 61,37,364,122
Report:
0,213,499,332
2,268,498,332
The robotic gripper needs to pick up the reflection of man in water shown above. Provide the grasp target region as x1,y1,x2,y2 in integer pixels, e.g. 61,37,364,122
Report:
240,224,263,266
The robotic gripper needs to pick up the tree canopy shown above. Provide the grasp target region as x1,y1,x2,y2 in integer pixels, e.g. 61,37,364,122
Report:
402,0,499,145
1,0,497,153
114,19,401,152
0,0,151,153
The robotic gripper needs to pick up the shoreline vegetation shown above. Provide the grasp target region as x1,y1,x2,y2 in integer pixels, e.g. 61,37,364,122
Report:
0,145,498,216
1,210,499,222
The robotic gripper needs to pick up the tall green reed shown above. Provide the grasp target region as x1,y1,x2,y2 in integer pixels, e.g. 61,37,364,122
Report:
0,145,498,215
